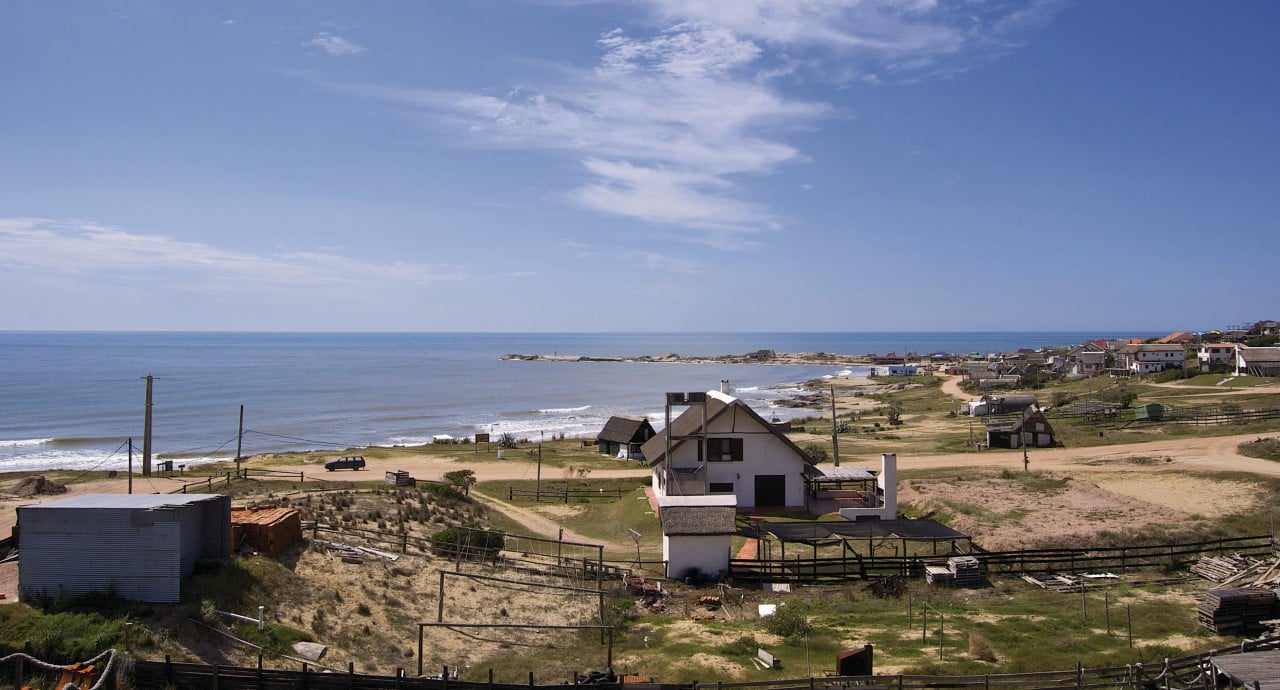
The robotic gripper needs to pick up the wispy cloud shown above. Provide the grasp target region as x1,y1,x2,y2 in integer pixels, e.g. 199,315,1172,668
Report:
0,218,452,288
325,1,1057,243
305,32,366,57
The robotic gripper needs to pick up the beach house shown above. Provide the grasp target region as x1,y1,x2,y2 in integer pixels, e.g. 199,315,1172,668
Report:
1118,343,1186,374
596,415,656,460
643,385,811,510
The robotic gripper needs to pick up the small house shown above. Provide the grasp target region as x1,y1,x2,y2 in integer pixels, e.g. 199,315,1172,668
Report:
1118,343,1186,374
985,410,1056,449
596,415,656,460
18,493,232,604
657,495,737,580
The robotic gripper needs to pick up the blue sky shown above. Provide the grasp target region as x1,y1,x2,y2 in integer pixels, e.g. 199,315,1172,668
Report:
2,1,1277,333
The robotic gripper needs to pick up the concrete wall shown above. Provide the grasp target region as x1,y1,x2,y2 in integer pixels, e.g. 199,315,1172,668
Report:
839,454,898,521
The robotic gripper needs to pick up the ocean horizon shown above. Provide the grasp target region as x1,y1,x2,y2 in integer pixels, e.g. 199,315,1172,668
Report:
1,331,1160,473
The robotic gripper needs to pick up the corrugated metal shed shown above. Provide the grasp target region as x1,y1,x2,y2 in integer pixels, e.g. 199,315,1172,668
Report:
18,493,231,604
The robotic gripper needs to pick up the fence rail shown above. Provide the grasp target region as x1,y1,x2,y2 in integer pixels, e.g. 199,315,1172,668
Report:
107,634,1280,690
731,535,1274,583
507,487,628,502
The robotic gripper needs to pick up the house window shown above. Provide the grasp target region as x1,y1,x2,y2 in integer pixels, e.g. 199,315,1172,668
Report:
706,438,743,462
709,482,734,493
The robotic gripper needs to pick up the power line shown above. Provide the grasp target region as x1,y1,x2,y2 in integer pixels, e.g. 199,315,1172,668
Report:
242,429,359,449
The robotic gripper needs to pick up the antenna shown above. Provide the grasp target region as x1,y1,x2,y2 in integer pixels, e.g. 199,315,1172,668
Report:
628,528,643,566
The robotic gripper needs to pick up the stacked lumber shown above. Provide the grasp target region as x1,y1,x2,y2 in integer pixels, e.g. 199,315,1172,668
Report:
1197,588,1277,635
1191,553,1267,583
925,565,954,585
948,556,984,586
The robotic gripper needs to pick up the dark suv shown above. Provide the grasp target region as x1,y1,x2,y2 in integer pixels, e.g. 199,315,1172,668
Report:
324,455,366,471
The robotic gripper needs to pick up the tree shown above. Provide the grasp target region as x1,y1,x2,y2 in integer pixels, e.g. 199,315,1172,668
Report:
444,469,477,496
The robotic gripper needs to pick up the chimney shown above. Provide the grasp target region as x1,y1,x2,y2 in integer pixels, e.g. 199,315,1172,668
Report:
720,379,731,394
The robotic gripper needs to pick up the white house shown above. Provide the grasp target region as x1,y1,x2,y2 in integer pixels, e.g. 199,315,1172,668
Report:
1198,342,1243,372
643,387,812,510
657,495,737,580
1118,343,1185,374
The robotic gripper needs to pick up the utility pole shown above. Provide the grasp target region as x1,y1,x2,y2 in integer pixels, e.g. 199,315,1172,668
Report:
127,437,133,494
142,374,153,477
235,404,244,479
830,385,840,466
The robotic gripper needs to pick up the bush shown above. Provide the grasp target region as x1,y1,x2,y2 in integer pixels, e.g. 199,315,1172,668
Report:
969,632,997,662
763,605,811,639
430,523,505,558
803,443,829,464
497,433,519,449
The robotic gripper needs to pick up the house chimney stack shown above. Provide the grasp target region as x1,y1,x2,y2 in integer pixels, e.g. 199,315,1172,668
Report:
720,379,731,394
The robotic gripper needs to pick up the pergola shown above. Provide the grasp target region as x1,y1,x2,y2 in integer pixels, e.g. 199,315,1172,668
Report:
755,518,972,560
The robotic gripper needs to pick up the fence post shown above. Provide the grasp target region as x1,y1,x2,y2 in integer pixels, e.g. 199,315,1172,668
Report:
349,661,355,690
257,654,264,690
165,654,172,686
212,664,220,690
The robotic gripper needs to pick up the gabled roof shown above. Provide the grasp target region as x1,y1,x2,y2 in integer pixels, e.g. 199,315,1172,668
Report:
642,391,812,467
597,415,655,444
1157,331,1198,344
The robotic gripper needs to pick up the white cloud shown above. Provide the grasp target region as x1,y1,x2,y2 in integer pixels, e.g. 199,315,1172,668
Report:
305,32,366,57
0,218,452,288
327,1,1057,243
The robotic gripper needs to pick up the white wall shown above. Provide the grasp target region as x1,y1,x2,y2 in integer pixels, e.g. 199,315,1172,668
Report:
839,454,898,521
663,533,731,579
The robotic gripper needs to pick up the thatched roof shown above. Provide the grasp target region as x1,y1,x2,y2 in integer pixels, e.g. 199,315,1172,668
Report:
660,505,738,536
597,415,655,444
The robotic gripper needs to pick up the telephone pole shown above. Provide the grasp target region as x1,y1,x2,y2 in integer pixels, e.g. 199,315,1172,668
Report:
235,404,244,479
127,437,133,494
142,374,153,477
830,385,840,467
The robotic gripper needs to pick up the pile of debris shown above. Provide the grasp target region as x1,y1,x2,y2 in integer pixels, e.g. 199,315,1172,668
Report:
1191,553,1280,587
1197,588,1277,635
624,575,666,612
12,476,67,497
1021,572,1121,593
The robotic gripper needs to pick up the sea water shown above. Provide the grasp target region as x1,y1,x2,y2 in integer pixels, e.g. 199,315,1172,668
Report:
0,331,1147,472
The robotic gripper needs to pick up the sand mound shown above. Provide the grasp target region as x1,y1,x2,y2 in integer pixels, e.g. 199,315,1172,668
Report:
13,476,68,497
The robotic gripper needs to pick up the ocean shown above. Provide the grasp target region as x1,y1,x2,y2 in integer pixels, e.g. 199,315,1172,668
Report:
0,332,1149,473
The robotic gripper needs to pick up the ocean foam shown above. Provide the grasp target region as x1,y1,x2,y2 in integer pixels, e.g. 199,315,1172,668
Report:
536,405,591,414
2,437,54,447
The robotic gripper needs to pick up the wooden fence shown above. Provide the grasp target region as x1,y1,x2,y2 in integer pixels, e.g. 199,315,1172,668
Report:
507,487,628,502
730,535,1275,584
168,473,235,494
112,632,1280,690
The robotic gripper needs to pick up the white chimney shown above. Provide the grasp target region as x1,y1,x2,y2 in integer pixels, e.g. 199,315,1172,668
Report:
720,379,731,394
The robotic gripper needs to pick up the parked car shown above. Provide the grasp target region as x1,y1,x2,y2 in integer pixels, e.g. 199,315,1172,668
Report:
325,456,366,471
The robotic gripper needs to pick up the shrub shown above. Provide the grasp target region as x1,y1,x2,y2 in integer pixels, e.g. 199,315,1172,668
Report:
763,605,811,639
497,433,519,449
969,632,997,662
803,443,829,464
430,523,505,558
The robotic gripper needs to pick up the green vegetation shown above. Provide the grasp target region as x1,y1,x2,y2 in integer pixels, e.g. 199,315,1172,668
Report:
1239,436,1280,462
430,522,506,557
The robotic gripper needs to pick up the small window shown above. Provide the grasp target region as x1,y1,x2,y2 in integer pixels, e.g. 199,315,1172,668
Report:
706,438,743,462
709,482,734,493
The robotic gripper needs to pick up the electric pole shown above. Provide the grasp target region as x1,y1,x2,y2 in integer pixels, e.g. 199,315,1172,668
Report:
127,437,133,494
235,404,244,479
142,374,153,477
830,385,840,466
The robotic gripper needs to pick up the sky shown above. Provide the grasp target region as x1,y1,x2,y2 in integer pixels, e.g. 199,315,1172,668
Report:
2,1,1277,333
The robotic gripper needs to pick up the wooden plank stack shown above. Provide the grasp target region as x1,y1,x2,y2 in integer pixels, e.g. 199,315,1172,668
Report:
1197,587,1277,635
925,565,953,585
948,556,984,586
